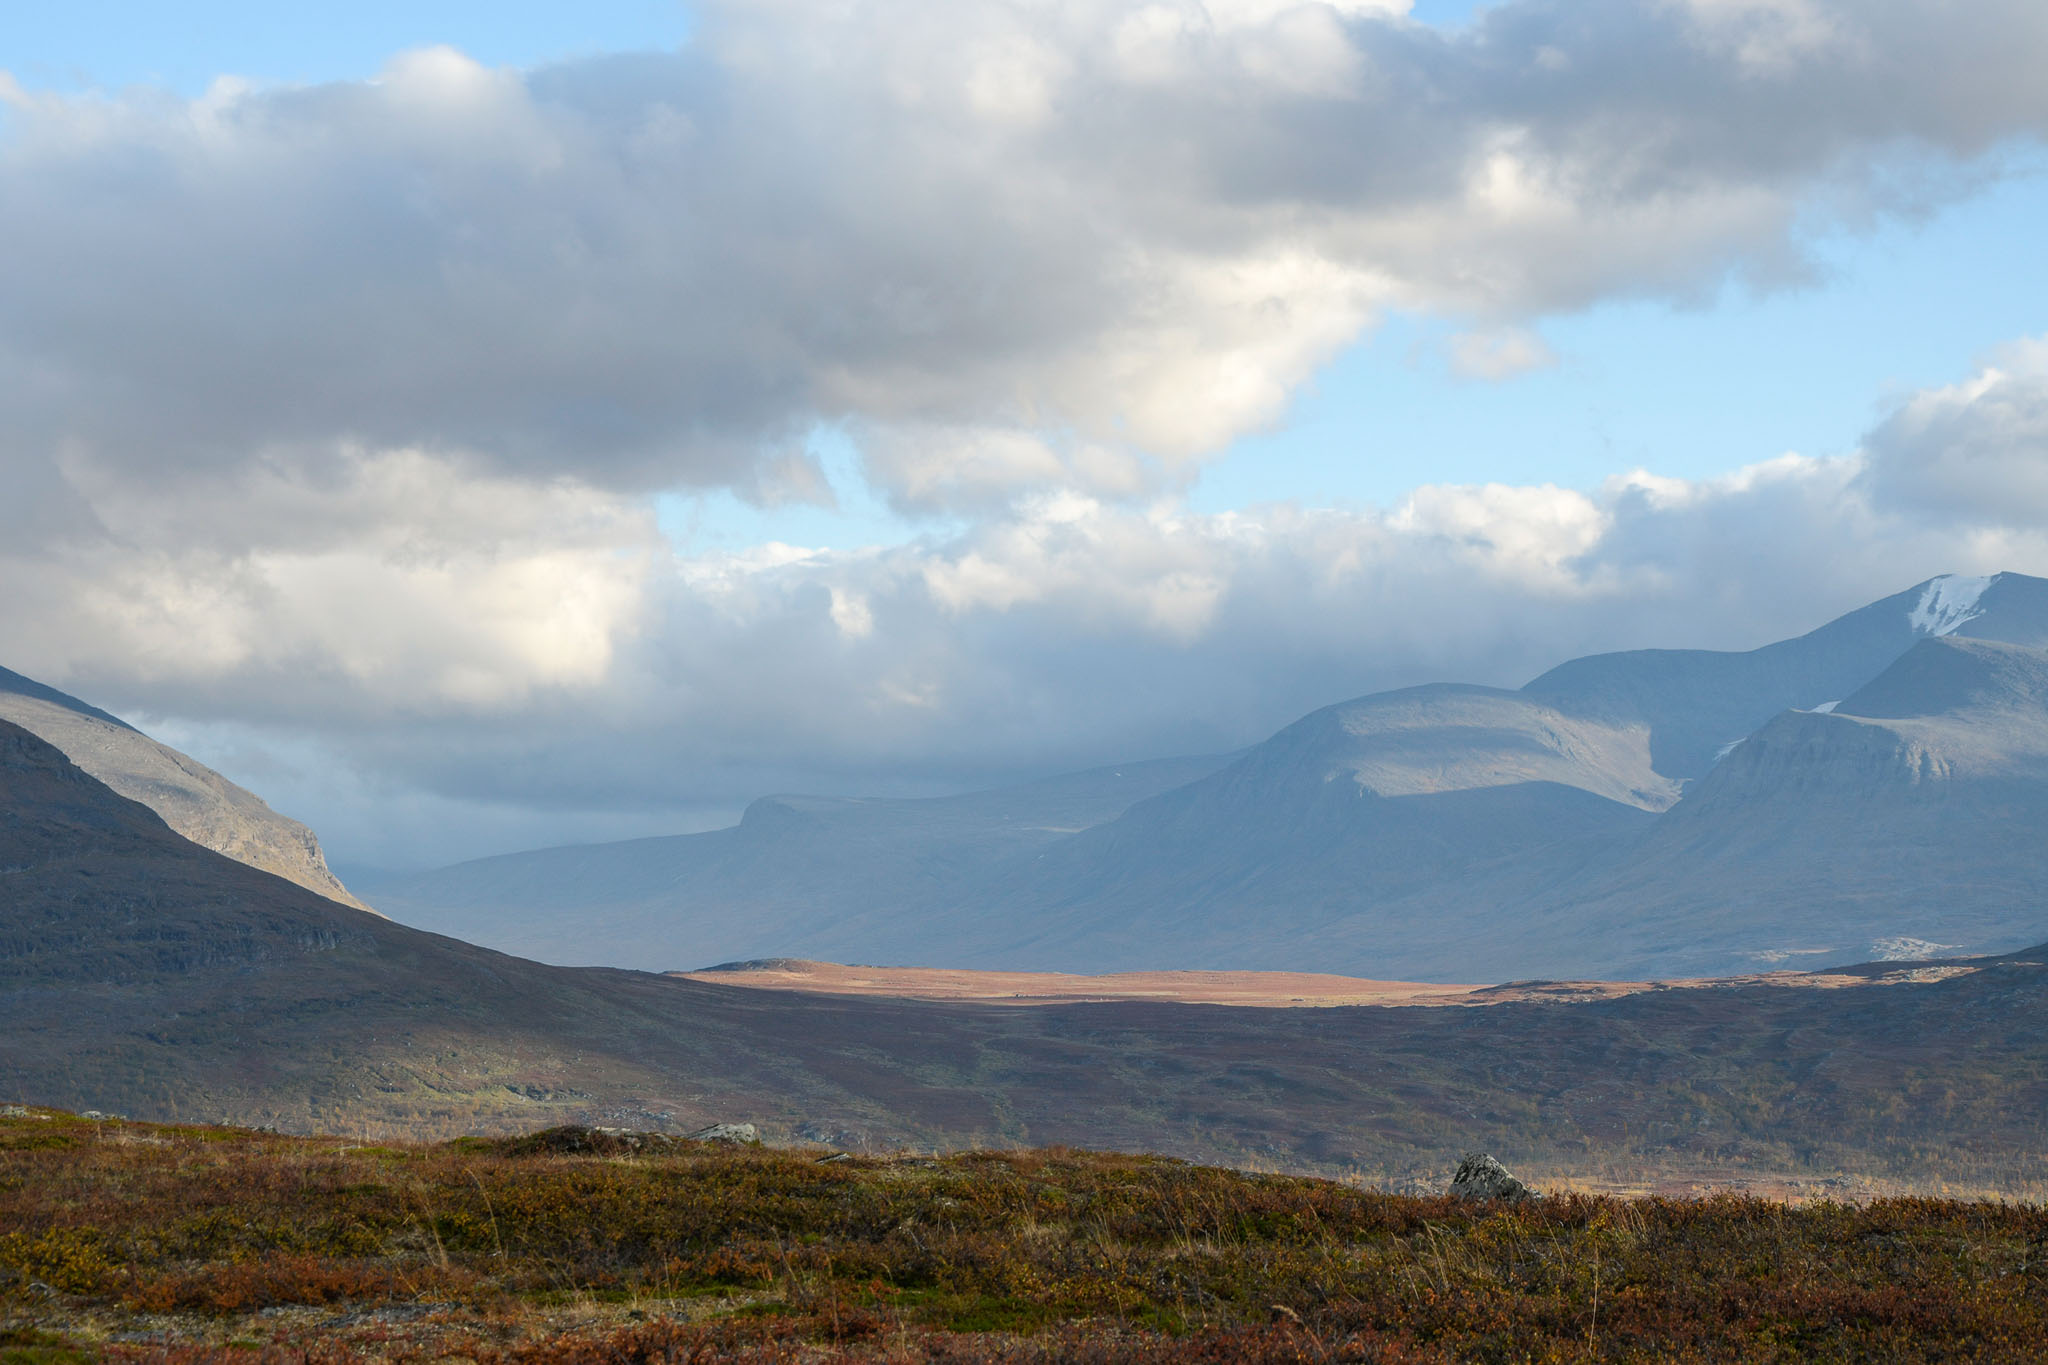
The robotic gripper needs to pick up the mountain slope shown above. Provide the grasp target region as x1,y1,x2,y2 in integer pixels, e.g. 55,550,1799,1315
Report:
0,664,366,909
861,574,2048,977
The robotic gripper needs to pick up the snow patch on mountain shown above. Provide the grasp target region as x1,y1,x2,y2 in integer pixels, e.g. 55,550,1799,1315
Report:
1810,700,1839,714
1869,936,1964,961
1908,574,1997,637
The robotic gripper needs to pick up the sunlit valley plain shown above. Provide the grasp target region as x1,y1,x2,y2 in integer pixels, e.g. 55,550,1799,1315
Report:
8,0,2048,1359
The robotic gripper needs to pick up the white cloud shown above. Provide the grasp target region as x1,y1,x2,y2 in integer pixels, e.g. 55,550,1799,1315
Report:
1672,0,1853,72
1859,338,2048,527
3,447,658,713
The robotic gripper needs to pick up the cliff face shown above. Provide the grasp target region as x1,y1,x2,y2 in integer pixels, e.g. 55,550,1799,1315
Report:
0,665,368,911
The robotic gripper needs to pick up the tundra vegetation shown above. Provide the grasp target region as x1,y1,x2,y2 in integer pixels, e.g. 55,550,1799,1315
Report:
3,1110,2045,1362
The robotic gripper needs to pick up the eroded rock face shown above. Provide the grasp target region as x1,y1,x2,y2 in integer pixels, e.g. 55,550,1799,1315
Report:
1450,1152,1538,1202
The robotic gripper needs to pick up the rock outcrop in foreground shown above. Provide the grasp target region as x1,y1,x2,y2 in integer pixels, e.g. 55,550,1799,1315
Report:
1450,1152,1539,1202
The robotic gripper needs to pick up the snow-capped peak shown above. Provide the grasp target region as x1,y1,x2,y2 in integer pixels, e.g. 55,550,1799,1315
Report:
1907,573,1997,637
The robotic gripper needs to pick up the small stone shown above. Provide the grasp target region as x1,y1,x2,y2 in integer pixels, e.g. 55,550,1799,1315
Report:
1449,1151,1538,1202
0,1105,28,1118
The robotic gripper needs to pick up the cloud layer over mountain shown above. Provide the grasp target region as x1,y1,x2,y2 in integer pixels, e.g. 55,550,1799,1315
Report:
9,350,2045,867
3,0,2047,862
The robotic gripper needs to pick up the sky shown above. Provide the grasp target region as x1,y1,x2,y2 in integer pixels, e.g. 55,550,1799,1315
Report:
3,0,2047,870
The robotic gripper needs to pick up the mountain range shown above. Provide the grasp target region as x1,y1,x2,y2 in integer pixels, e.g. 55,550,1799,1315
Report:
6,707,2048,1189
368,571,2048,981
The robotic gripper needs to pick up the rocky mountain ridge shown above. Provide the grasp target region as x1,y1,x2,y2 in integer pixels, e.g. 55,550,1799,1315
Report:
0,665,367,909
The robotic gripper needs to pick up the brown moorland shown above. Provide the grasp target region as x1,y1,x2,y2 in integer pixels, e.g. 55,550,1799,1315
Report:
4,1107,2048,1363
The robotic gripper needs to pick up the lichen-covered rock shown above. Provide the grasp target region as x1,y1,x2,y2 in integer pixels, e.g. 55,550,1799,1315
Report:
688,1122,760,1144
1449,1151,1538,1201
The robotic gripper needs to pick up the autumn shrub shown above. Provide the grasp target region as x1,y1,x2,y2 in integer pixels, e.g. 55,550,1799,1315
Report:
0,1228,112,1294
123,1252,479,1314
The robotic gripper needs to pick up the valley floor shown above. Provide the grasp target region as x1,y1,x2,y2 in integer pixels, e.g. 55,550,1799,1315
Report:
674,957,1985,1008
5,1109,2047,1362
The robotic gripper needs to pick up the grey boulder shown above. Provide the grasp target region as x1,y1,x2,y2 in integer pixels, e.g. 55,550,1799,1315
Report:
1450,1152,1538,1202
688,1122,760,1144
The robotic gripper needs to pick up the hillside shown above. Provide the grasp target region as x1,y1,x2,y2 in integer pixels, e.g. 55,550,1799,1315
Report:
839,579,2048,979
959,633,2048,981
0,663,365,909
1459,635,2048,979
7,715,2048,1190
956,635,2048,982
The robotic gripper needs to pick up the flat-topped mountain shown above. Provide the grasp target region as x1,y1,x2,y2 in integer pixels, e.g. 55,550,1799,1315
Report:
376,571,2048,981
0,663,366,909
816,684,1675,972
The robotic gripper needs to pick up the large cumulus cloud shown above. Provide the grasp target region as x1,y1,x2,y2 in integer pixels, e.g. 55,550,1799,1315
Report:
4,0,2047,510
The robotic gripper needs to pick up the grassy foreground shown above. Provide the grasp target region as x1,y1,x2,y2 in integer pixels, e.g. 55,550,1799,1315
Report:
2,1109,2045,1362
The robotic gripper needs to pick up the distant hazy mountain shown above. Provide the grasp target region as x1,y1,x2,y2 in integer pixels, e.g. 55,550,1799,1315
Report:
0,664,366,909
371,753,1233,967
379,571,2048,980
